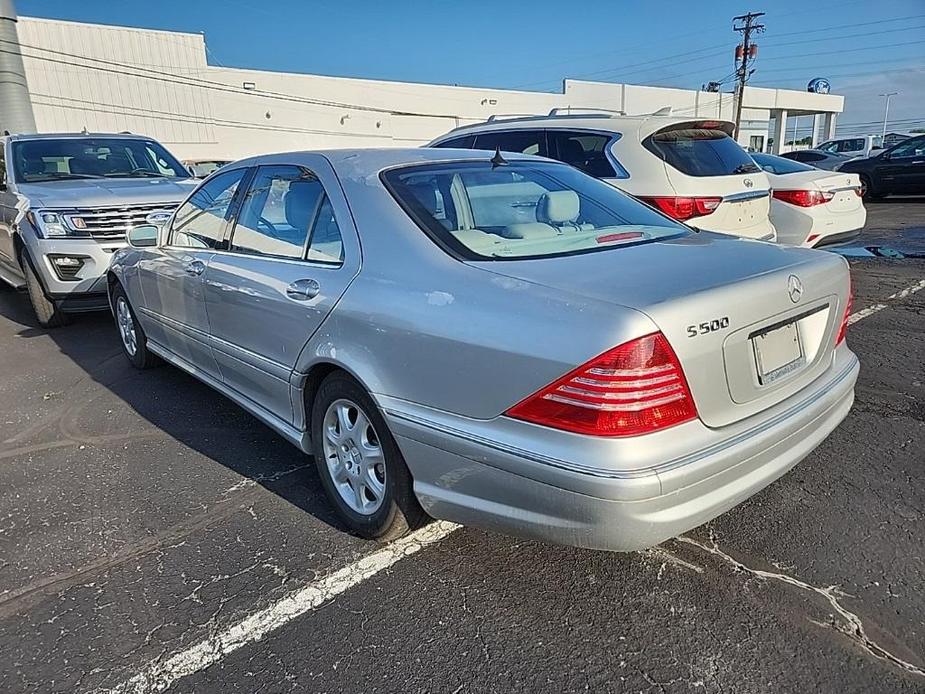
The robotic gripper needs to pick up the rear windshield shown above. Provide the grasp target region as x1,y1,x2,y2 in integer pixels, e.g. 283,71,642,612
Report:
643,128,760,177
751,153,816,175
382,160,687,261
11,137,190,183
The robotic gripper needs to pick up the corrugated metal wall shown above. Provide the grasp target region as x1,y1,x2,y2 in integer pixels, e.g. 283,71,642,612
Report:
17,17,217,149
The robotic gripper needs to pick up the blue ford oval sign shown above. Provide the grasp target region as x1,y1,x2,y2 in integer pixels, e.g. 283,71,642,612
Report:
145,210,174,226
807,78,831,94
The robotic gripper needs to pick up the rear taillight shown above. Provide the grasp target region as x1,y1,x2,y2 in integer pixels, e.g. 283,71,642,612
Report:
639,196,722,221
772,189,835,207
505,332,698,437
836,278,853,345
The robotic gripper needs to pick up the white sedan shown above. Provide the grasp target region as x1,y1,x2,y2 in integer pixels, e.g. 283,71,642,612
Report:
752,153,866,247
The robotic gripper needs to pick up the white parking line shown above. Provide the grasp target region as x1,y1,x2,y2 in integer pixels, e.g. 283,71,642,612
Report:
847,279,925,325
100,521,461,694
102,277,925,693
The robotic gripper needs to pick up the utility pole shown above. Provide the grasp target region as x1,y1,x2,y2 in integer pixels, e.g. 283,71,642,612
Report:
879,92,898,139
732,11,765,142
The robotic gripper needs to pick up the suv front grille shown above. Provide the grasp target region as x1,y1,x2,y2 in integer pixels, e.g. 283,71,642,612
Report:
65,203,178,239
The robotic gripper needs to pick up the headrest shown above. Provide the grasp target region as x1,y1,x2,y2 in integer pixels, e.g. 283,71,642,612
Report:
537,190,580,224
284,181,318,232
407,183,439,216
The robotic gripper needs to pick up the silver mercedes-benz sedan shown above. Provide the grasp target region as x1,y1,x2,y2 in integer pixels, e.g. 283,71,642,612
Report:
108,148,858,551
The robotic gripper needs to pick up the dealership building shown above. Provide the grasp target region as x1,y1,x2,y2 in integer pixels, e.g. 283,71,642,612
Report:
1,3,844,160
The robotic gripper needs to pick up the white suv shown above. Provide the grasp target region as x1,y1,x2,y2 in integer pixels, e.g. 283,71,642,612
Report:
428,112,776,241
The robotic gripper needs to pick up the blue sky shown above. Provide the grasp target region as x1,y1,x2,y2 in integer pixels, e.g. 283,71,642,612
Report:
17,0,925,137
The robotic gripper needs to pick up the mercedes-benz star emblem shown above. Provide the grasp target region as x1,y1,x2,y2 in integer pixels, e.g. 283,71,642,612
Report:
788,274,803,303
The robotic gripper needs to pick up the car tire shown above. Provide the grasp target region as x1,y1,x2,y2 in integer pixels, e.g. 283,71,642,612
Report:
311,371,427,541
111,283,158,369
20,250,70,328
859,174,884,200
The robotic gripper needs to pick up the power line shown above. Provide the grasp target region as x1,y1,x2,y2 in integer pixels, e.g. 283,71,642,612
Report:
0,39,464,120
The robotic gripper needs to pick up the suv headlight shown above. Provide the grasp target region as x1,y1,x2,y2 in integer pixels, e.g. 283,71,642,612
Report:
28,210,71,238
27,209,92,238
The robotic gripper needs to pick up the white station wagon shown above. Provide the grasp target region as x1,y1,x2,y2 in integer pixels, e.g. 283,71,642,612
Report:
429,111,776,241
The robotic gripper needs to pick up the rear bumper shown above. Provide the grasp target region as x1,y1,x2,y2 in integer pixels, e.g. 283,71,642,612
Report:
811,227,863,248
386,349,859,551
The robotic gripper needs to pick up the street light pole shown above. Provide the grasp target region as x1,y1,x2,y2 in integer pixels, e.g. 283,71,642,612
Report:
879,92,898,139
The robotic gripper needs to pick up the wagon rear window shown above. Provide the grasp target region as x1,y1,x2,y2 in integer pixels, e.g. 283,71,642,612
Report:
643,127,760,177
382,160,687,261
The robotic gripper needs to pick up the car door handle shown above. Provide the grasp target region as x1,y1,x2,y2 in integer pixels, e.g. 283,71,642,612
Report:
184,260,206,276
286,278,320,301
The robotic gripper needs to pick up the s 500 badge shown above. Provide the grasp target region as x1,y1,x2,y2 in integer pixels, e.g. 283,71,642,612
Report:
687,316,730,337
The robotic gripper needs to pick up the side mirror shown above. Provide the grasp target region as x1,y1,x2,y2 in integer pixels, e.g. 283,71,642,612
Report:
127,224,159,248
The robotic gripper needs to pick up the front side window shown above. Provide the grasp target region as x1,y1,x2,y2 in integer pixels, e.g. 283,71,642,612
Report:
11,137,189,182
170,168,247,249
472,130,545,156
548,131,626,179
751,153,816,175
383,160,687,261
888,136,925,159
231,165,323,259
643,125,760,177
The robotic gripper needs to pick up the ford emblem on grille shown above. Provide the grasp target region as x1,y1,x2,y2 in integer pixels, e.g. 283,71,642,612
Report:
788,274,803,303
146,210,173,226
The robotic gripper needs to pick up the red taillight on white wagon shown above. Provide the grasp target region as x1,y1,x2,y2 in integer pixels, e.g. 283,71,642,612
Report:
639,196,722,221
505,332,698,437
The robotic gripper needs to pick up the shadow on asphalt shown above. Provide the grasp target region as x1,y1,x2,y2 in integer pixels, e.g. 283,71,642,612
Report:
0,287,348,534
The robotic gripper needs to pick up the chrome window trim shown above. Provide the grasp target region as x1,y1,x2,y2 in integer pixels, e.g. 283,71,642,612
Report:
723,190,771,203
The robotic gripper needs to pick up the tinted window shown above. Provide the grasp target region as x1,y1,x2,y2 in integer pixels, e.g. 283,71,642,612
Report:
433,135,475,149
751,153,816,175
888,136,925,158
643,128,760,177
170,168,247,249
548,131,627,179
473,131,545,156
11,137,189,182
307,197,345,265
383,160,686,261
231,165,323,259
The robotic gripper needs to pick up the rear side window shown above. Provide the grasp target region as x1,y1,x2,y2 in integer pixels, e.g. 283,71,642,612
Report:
548,131,627,179
472,130,546,156
643,127,760,177
432,135,475,149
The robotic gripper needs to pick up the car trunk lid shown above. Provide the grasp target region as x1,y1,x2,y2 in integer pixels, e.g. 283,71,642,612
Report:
472,233,850,428
774,170,863,214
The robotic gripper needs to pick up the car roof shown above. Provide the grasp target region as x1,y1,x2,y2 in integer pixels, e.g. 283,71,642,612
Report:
430,114,734,143
4,132,156,142
229,147,548,174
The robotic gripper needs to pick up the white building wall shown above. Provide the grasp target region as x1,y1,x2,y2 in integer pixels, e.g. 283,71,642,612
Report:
14,16,844,161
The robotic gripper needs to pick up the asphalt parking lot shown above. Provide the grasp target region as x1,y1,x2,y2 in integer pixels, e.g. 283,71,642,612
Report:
1,200,923,694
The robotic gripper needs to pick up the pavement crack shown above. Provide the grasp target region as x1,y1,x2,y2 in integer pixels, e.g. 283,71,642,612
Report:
676,531,925,680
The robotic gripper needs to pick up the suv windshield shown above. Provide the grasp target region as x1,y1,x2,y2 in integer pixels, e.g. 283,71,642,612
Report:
12,137,190,183
643,127,760,177
382,160,687,261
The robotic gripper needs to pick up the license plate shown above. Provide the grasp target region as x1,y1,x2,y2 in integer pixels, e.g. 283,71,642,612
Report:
752,322,804,384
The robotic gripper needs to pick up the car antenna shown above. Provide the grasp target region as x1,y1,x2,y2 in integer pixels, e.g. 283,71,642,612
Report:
490,146,509,168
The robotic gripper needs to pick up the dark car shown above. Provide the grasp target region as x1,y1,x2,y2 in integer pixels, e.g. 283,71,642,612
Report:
780,149,850,171
837,134,925,200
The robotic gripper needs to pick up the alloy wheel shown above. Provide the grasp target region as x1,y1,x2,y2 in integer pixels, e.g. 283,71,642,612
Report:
116,296,137,357
321,398,386,515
